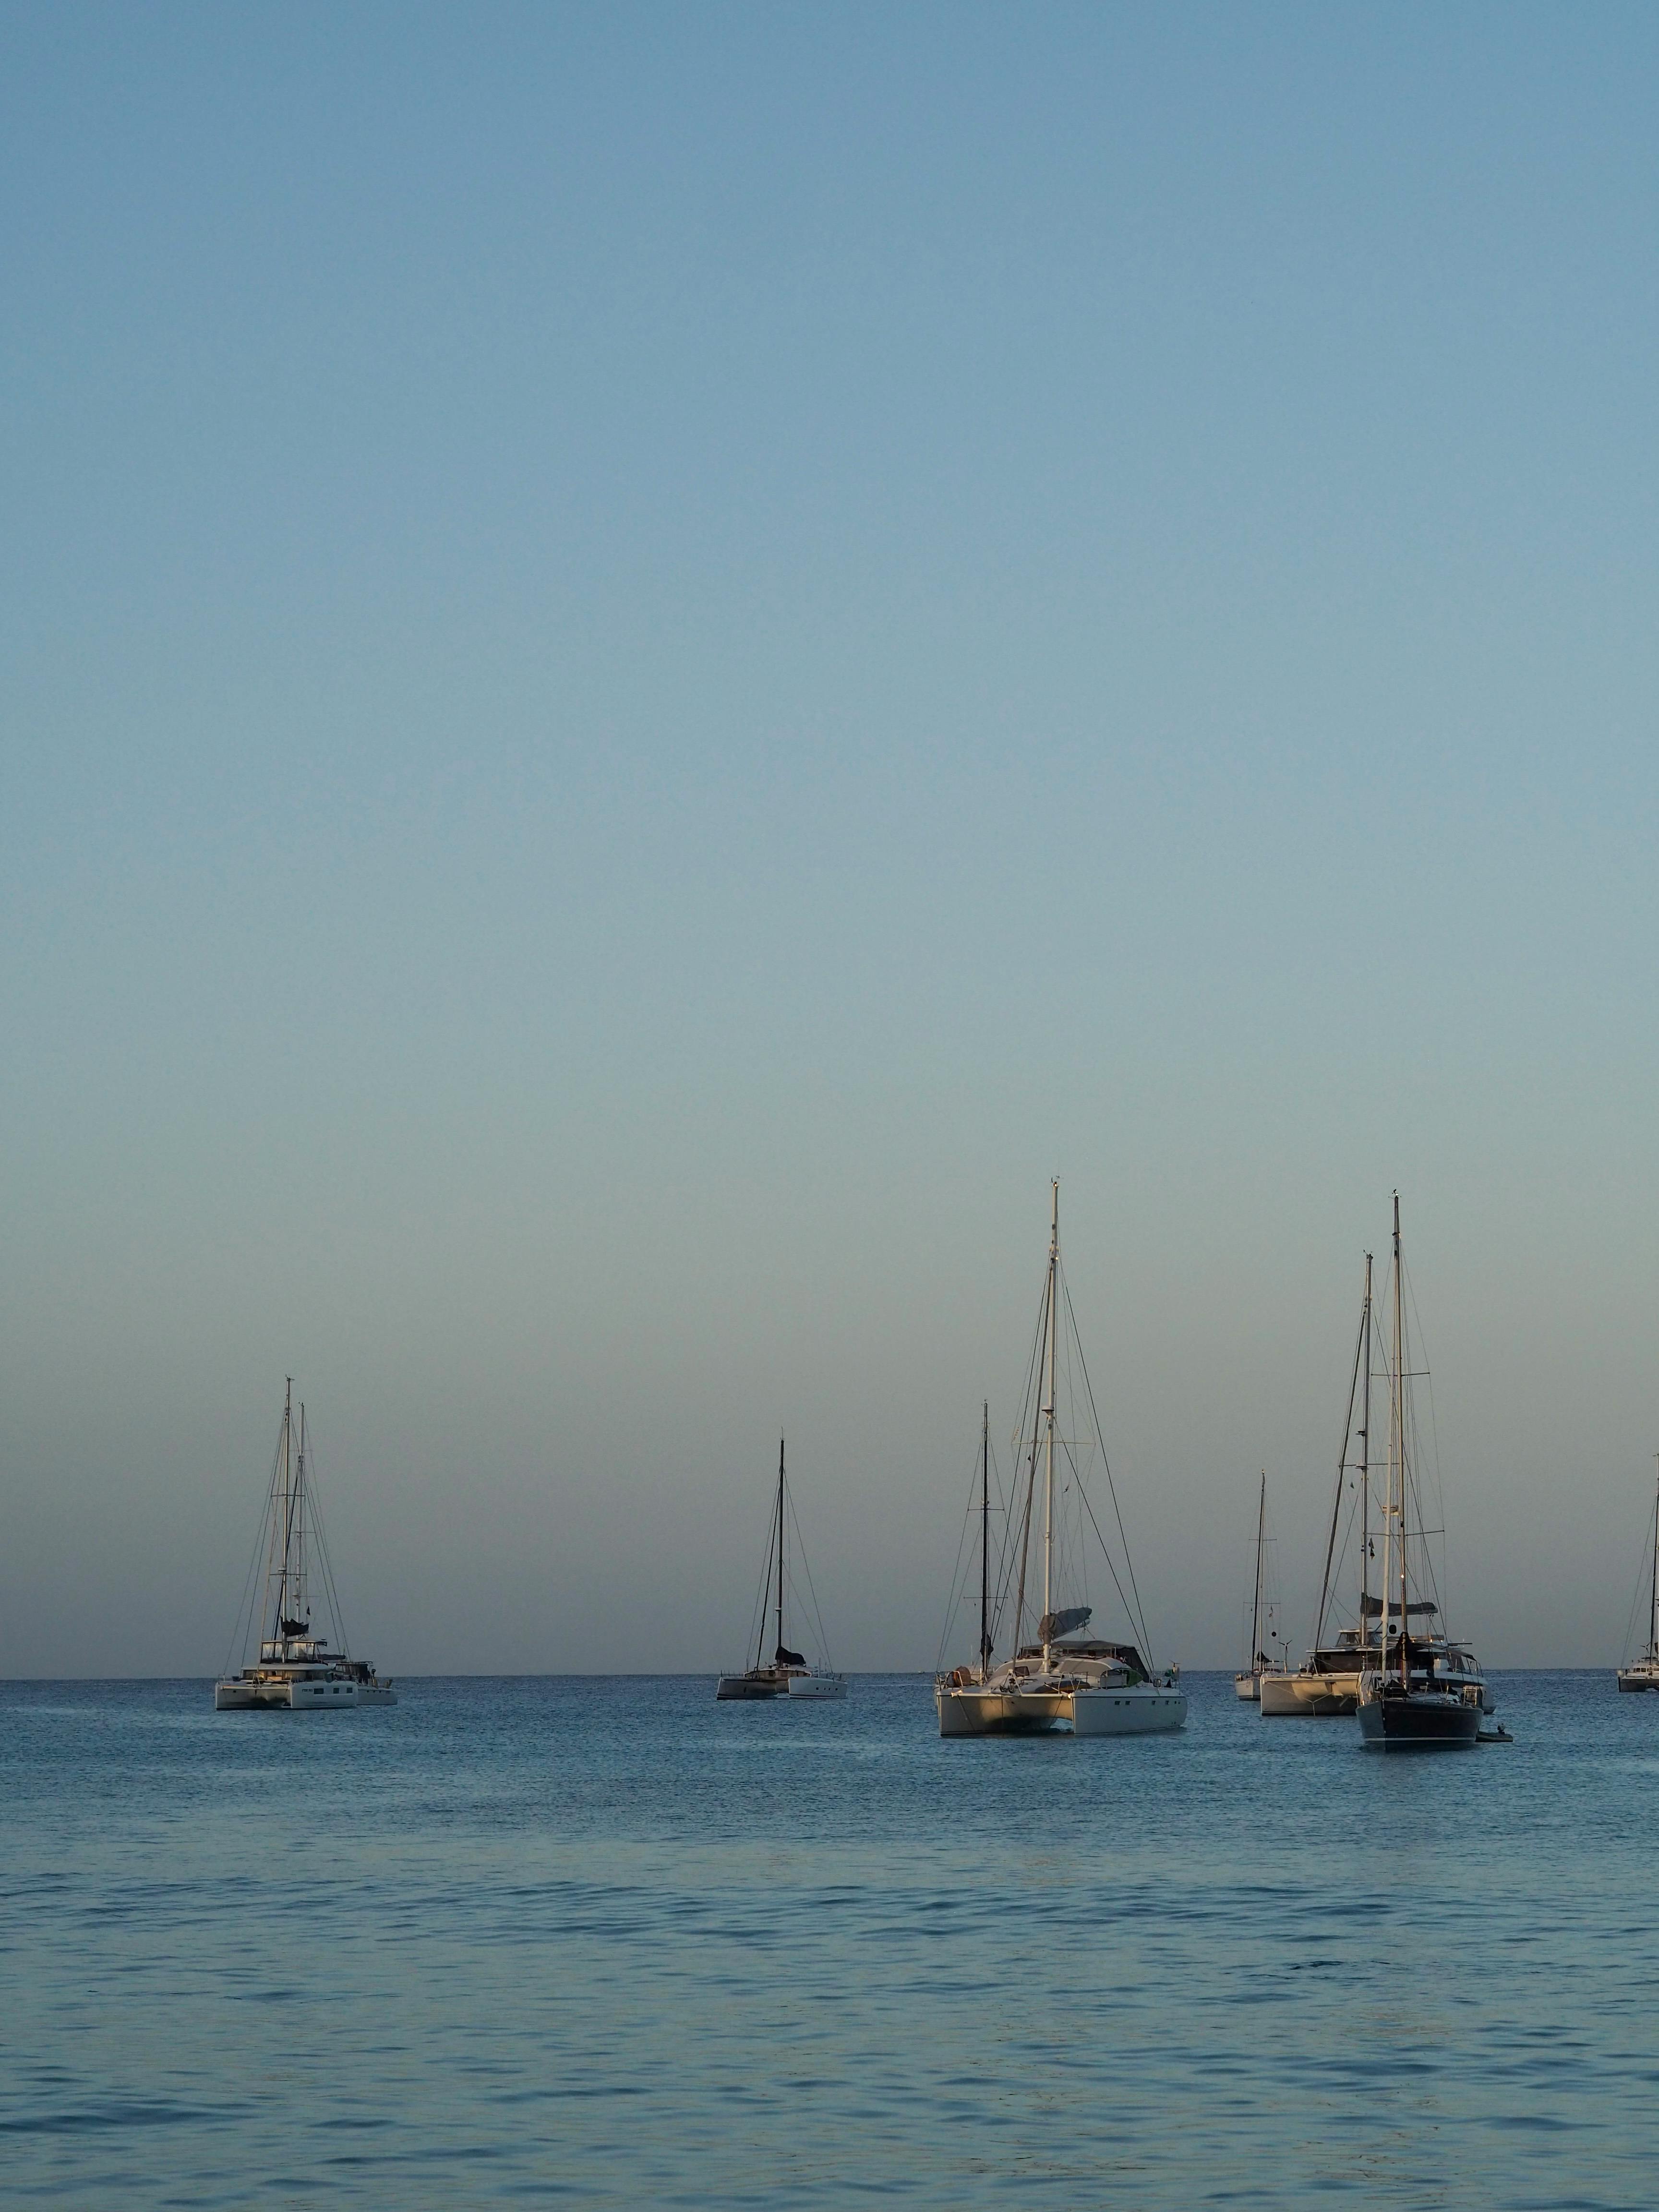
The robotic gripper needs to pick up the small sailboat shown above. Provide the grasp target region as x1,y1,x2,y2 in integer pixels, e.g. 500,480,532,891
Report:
214,1382,395,1710
1356,1197,1484,1751
935,1182,1186,1739
716,1440,846,1701
1234,1474,1278,1700
1615,1456,1659,1691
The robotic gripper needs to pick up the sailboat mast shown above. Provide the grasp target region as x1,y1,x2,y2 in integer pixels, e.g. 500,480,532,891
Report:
295,1402,308,1633
275,1378,294,1640
980,1402,991,1681
1360,1253,1372,1650
1251,1473,1266,1671
777,1437,785,1663
1392,1193,1406,1687
1650,1452,1658,1659
1043,1179,1058,1668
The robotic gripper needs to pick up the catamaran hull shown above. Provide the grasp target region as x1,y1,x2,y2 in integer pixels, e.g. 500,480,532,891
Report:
936,1687,1070,1736
936,1684,1186,1737
1357,1694,1479,1750
716,1674,785,1700
1617,1665,1659,1691
1070,1685,1187,1735
1260,1671,1361,1718
785,1673,846,1699
1234,1672,1261,1702
214,1676,390,1709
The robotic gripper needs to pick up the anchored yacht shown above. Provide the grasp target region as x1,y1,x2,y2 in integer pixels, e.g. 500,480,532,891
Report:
716,1440,846,1701
214,1382,395,1711
1356,1197,1487,1750
935,1184,1186,1739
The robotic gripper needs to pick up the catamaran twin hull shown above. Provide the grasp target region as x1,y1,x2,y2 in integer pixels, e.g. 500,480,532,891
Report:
936,1683,1187,1737
1259,1669,1362,1717
716,1667,846,1700
214,1674,396,1709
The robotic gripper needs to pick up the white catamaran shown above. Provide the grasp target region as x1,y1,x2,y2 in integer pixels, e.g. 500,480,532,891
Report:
215,1382,395,1711
935,1182,1186,1739
716,1440,846,1701
1615,1455,1659,1692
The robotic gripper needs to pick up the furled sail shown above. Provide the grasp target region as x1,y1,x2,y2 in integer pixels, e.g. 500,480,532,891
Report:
1359,1595,1437,1617
775,1644,805,1667
1038,1605,1092,1643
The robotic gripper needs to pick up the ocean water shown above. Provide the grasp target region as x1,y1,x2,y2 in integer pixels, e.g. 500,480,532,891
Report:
2,1672,1656,2209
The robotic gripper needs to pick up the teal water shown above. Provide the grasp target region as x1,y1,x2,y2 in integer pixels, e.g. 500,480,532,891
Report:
2,1673,1655,2208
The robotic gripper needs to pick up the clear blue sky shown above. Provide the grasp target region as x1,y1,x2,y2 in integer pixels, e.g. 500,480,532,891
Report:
4,3,1657,1672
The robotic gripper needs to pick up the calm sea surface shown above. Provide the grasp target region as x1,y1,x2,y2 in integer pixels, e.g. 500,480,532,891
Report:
2,1672,1656,2208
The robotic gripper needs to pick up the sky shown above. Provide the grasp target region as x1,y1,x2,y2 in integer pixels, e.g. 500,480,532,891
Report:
3,3,1658,1675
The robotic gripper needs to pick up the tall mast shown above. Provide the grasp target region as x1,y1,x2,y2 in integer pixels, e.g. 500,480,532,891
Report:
1250,1472,1266,1672
1392,1192,1407,1687
1359,1253,1372,1649
1650,1452,1658,1660
274,1378,294,1641
1043,1179,1058,1670
777,1436,786,1664
980,1402,991,1681
1313,1258,1373,1656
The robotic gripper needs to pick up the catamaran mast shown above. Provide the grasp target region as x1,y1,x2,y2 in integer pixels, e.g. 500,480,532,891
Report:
1250,1472,1266,1672
980,1402,992,1681
1359,1254,1372,1650
1391,1192,1407,1688
777,1437,786,1664
270,1378,296,1642
1649,1452,1658,1660
1043,1179,1058,1671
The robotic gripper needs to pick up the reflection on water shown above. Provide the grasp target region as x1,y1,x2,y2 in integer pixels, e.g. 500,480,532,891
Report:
1,1672,1654,2207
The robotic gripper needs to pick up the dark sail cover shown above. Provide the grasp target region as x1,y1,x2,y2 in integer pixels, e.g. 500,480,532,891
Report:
1038,1606,1093,1643
775,1645,806,1667
1359,1595,1438,1617
280,1616,310,1636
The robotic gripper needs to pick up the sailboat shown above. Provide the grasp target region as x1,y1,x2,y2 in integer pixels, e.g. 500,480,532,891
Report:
1615,1456,1659,1691
935,1182,1186,1738
716,1440,846,1700
1262,1256,1381,1717
1234,1474,1278,1700
215,1382,395,1710
1356,1197,1485,1750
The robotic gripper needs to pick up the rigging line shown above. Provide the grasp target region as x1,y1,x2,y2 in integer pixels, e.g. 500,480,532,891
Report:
1314,1282,1370,1652
305,1423,352,1659
1005,1256,1050,1650
1618,1478,1656,1663
222,1420,282,1678
783,1487,834,1671
744,1480,781,1671
936,1421,992,1674
1061,1274,1153,1659
1403,1255,1451,1624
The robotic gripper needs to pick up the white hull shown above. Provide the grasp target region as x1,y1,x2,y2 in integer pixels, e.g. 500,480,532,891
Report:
786,1671,846,1699
1234,1671,1260,1702
1070,1684,1187,1735
1259,1669,1360,1718
937,1680,1185,1737
215,1673,396,1709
